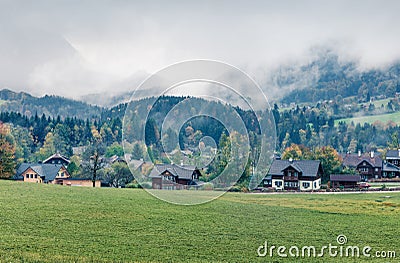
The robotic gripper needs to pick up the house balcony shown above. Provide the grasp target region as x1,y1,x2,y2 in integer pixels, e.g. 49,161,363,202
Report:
283,176,299,181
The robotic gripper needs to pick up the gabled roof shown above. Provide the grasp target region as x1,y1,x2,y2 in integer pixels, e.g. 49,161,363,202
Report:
386,149,400,158
13,163,32,180
382,161,400,172
107,155,127,164
283,163,303,173
342,154,382,168
268,160,321,177
130,159,144,169
330,174,361,182
14,163,67,182
149,164,200,179
43,153,70,165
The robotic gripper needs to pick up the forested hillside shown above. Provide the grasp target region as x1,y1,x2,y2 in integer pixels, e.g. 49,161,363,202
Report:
0,89,103,119
273,50,400,104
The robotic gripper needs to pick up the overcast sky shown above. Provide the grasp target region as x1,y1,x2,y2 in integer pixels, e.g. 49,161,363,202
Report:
1,0,400,98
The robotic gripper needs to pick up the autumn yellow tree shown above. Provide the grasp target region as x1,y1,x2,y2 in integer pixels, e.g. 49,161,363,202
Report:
281,144,313,160
314,146,342,182
0,123,16,178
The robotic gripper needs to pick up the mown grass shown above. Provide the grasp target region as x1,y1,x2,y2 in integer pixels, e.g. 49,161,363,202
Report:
335,111,400,126
0,180,399,262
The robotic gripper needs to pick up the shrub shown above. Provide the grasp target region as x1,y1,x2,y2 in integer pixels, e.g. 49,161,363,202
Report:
201,182,214,190
139,182,153,189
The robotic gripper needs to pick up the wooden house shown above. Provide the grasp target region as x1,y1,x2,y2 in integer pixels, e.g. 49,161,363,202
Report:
149,164,202,190
330,174,361,189
43,153,71,167
385,149,400,167
342,152,382,181
262,159,323,191
14,163,70,184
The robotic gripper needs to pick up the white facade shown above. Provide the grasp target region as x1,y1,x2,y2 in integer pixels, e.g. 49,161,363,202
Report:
299,178,321,191
271,179,284,190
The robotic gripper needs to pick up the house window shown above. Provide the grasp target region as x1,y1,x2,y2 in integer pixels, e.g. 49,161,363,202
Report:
34,174,37,179
275,181,282,187
314,182,317,188
303,182,310,188
26,174,29,179
294,172,298,177
359,168,368,172
375,168,378,172
264,180,271,186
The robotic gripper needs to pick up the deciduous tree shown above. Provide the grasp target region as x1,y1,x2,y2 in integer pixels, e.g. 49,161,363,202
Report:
0,123,16,178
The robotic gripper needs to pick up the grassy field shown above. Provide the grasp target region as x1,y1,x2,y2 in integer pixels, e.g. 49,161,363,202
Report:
335,111,400,126
0,180,399,262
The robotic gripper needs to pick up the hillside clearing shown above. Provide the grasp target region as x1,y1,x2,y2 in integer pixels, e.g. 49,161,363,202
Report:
335,111,400,126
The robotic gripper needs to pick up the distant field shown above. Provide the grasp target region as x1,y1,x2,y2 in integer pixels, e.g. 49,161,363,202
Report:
335,111,400,126
369,98,391,108
0,180,399,262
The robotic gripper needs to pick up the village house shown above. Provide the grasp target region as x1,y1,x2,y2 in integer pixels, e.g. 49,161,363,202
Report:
149,164,202,190
262,159,323,191
13,153,100,187
342,151,400,181
14,163,70,184
342,151,382,181
43,153,71,167
330,174,361,189
385,149,400,167
382,161,400,179
106,155,127,165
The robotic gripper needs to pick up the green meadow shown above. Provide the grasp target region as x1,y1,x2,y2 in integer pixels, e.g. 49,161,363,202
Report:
335,111,400,126
0,180,399,262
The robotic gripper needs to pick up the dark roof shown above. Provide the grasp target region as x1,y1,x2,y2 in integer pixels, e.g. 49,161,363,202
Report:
342,153,382,168
130,159,144,169
330,174,361,182
43,153,70,165
268,159,321,177
149,164,200,179
107,155,127,164
382,161,400,172
386,149,400,158
14,163,66,182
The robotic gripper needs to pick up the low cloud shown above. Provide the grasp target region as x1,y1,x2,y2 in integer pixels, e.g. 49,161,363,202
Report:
1,0,399,99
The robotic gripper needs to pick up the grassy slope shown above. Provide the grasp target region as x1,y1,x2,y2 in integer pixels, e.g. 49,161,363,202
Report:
0,180,399,262
335,111,400,126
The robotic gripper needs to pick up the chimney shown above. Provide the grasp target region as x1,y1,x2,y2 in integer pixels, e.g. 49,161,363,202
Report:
370,151,374,158
289,158,293,163
358,150,361,157
180,160,184,166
